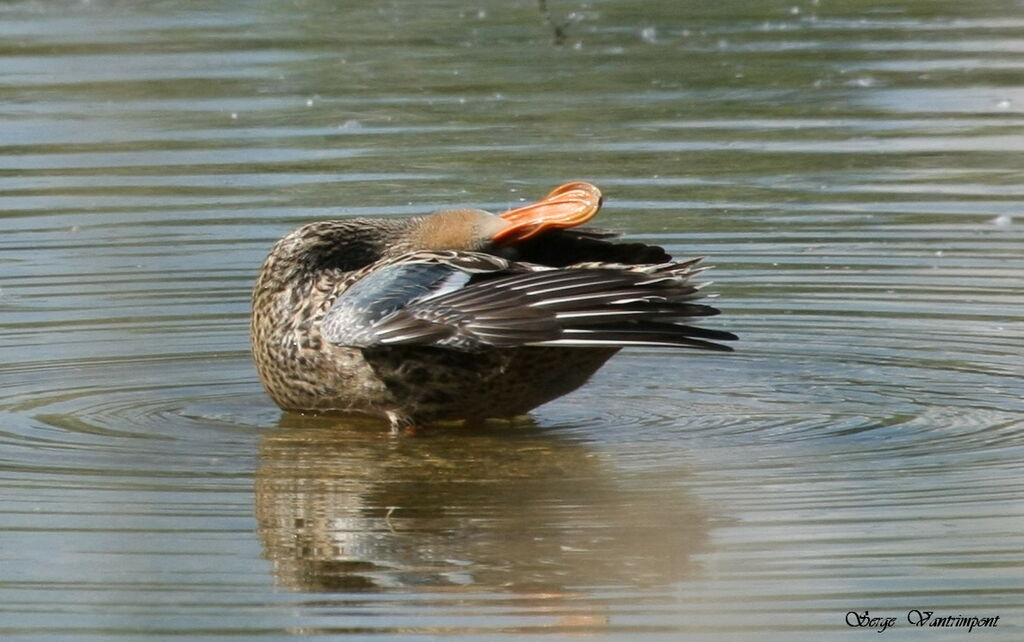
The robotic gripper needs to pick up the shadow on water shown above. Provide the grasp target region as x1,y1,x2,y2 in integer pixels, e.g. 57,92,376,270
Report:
256,413,709,601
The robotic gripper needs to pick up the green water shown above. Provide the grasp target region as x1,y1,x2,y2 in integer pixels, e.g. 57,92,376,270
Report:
1,0,1022,638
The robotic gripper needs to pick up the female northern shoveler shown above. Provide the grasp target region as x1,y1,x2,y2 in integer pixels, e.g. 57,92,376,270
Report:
251,182,735,430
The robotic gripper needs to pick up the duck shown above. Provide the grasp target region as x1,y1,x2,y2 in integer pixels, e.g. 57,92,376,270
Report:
250,181,736,431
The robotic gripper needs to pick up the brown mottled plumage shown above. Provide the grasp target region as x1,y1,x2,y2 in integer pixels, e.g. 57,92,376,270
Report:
250,182,735,430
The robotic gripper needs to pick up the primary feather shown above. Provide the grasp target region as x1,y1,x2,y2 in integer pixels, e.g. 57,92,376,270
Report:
322,251,735,353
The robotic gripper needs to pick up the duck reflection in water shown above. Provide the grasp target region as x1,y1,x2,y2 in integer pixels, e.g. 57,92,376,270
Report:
255,414,710,628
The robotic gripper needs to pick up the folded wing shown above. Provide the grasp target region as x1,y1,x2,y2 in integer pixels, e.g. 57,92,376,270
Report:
322,251,736,352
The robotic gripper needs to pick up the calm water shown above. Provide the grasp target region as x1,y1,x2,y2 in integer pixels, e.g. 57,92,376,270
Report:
2,0,1023,639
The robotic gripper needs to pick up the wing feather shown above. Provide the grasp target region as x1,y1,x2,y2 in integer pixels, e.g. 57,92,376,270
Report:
322,252,735,352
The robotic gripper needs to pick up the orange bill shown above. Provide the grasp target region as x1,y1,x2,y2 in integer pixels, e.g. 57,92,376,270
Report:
492,181,603,244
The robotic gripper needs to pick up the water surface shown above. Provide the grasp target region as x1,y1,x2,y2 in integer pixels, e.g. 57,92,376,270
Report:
1,0,1023,639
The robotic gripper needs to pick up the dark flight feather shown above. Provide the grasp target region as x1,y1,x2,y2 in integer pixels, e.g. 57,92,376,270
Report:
322,252,735,353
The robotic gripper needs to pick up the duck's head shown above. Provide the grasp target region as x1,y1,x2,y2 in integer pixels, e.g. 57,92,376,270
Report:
258,182,603,281
409,181,603,254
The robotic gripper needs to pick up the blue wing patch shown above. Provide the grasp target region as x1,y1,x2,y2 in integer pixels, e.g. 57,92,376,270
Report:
322,262,472,347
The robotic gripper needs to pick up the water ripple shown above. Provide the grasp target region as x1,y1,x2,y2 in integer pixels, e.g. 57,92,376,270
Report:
2,0,1024,637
